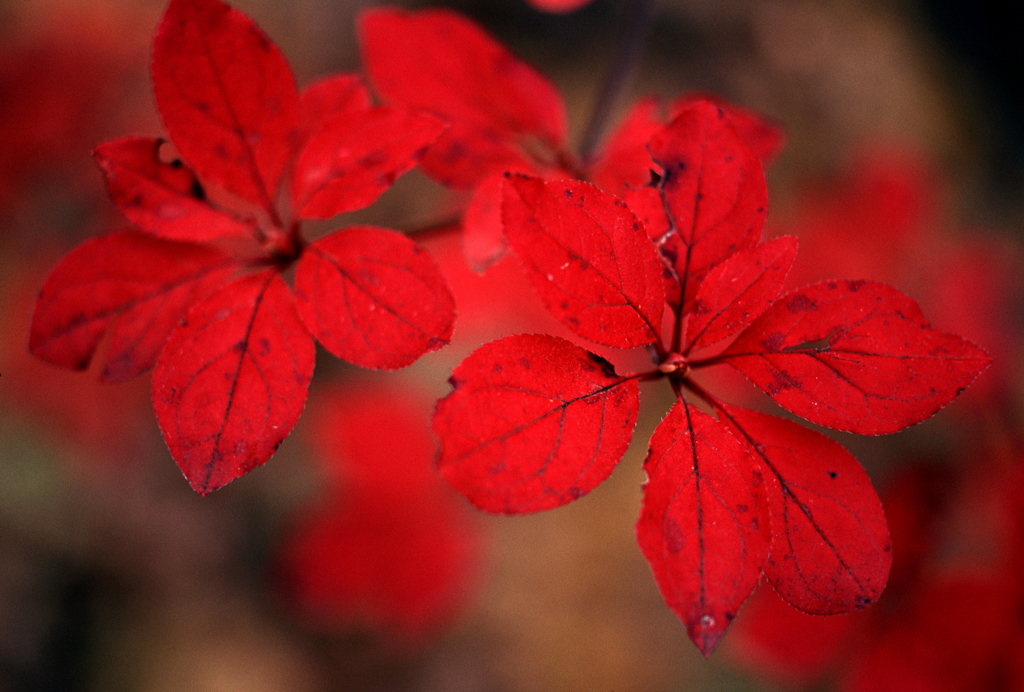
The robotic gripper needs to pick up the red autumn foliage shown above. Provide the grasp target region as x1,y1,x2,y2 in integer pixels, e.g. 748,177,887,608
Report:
29,0,455,495
358,8,785,273
25,0,1001,665
274,386,480,644
429,98,989,655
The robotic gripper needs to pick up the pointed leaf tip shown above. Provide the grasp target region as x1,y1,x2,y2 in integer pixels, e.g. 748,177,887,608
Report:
153,271,314,495
637,402,769,655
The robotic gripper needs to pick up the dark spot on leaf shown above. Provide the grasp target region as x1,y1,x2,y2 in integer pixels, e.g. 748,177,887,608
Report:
751,517,759,531
492,363,503,374
233,341,246,353
725,611,735,622
786,294,817,313
190,179,206,201
828,471,838,479
586,351,618,378
519,357,531,370
767,369,801,394
664,518,685,553
847,279,866,292
567,486,582,499
690,299,710,317
736,504,748,513
257,338,271,357
758,331,784,352
827,281,838,290
564,189,573,199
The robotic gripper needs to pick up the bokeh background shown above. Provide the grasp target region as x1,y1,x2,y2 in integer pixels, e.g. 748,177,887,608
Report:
2,0,1023,690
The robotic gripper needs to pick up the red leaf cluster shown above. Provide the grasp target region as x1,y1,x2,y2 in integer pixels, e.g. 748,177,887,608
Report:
375,16,992,652
30,0,455,495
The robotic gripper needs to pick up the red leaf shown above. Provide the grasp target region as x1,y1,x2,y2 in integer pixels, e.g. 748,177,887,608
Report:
670,93,787,167
151,0,298,211
684,236,798,352
433,334,639,513
717,403,891,614
502,174,664,348
152,270,314,495
275,386,479,643
359,7,566,187
587,96,664,196
291,107,446,219
296,74,372,147
29,230,236,383
719,280,992,434
461,169,514,273
93,137,254,242
294,226,455,370
649,100,768,312
636,401,769,656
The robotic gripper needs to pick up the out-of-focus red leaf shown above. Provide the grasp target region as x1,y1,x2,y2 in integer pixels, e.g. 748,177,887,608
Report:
684,236,798,352
434,334,639,514
502,174,664,348
461,169,515,273
842,576,1016,692
719,280,992,434
727,584,860,687
358,6,566,188
153,270,314,495
93,137,255,241
151,0,298,212
648,100,768,312
276,386,479,644
291,107,445,219
294,226,455,370
295,74,372,147
718,404,891,614
636,401,769,656
670,93,786,167
525,0,594,13
587,96,664,196
29,230,236,383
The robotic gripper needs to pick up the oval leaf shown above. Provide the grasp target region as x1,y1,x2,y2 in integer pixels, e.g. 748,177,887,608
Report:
684,236,798,352
94,137,255,242
151,0,298,211
720,280,993,434
294,226,455,370
502,174,664,348
433,334,639,514
30,229,236,382
717,403,891,614
153,270,315,495
637,401,769,656
649,100,768,311
292,107,446,219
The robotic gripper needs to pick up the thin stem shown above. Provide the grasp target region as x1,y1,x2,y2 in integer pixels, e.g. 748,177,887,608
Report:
577,0,663,161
